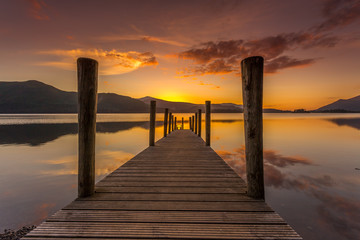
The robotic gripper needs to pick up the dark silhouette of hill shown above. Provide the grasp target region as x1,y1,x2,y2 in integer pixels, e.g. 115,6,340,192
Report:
139,96,243,113
0,80,148,113
0,122,148,146
316,95,360,112
327,118,360,130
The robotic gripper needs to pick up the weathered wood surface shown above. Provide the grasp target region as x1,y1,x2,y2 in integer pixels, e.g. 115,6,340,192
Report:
24,130,301,240
241,56,265,199
77,57,98,198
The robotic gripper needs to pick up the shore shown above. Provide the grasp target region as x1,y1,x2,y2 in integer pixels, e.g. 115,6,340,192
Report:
0,226,35,240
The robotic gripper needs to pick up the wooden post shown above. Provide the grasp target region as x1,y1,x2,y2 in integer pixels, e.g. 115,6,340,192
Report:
205,101,211,146
241,56,264,200
172,115,174,131
198,109,202,137
149,100,156,146
194,113,198,134
163,108,168,137
189,117,192,130
77,57,98,198
175,117,177,130
182,117,184,130
168,112,172,134
192,116,194,132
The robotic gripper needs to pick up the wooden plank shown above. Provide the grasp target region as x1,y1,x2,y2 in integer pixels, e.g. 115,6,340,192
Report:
64,200,273,211
48,210,286,224
78,193,256,202
100,176,244,182
26,222,302,239
95,186,246,194
96,181,245,187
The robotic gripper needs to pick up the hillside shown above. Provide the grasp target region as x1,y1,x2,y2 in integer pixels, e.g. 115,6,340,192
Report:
139,96,243,113
0,80,148,113
316,95,360,112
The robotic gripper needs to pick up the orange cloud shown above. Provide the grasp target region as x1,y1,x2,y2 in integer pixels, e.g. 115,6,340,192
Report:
37,48,158,75
27,0,49,20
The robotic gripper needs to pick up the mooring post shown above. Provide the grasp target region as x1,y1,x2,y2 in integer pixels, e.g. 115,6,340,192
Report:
198,109,202,137
175,117,177,130
168,112,172,134
205,101,211,146
189,117,192,130
194,113,198,134
77,57,98,198
164,108,168,137
192,116,194,132
241,56,264,200
149,100,156,146
172,115,174,131
182,117,184,130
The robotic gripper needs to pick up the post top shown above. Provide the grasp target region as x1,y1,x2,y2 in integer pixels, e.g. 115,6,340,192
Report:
77,57,98,64
241,56,264,64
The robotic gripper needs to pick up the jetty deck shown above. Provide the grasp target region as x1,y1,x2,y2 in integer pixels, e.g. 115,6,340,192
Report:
24,130,301,239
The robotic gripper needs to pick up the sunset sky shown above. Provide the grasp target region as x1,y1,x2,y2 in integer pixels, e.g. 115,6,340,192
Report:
0,0,359,110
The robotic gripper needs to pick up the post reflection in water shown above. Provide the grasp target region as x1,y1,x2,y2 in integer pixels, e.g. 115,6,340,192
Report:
0,113,359,240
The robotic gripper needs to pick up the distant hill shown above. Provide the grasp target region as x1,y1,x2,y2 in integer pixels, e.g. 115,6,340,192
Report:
0,80,148,113
138,96,243,113
316,95,360,112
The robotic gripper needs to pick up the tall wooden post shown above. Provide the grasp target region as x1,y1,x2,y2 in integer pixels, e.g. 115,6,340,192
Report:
241,56,264,200
149,100,156,146
182,117,184,130
163,108,168,137
77,57,98,198
194,113,198,134
198,109,202,137
205,101,211,146
168,112,172,134
189,117,192,130
175,117,177,130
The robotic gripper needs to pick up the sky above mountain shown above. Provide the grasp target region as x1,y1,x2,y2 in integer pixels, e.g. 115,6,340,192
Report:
0,0,359,110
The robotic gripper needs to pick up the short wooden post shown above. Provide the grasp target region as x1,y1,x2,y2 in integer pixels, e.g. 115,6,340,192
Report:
198,109,202,137
205,101,211,146
194,113,198,134
163,108,168,137
168,112,172,134
172,115,174,131
182,117,184,130
175,117,177,130
192,116,194,132
241,56,264,200
77,57,98,198
189,117,192,130
149,100,156,146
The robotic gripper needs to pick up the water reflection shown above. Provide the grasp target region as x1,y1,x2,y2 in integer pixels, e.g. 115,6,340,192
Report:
0,114,359,240
327,118,360,131
0,122,154,146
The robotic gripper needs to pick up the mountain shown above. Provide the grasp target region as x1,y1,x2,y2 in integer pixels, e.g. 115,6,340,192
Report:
0,80,148,113
139,96,243,113
316,95,360,112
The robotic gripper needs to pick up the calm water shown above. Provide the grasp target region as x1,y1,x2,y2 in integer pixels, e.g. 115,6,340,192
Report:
0,113,359,239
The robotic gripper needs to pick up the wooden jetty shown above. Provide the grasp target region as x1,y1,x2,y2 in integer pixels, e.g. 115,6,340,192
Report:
23,130,301,239
23,56,301,239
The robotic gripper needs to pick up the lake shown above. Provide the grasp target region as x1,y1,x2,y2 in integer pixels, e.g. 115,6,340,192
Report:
0,113,359,239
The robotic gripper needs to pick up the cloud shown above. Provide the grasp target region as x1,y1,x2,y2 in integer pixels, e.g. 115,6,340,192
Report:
176,0,360,77
177,31,337,75
38,48,158,75
313,0,360,33
27,0,49,20
97,35,186,47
